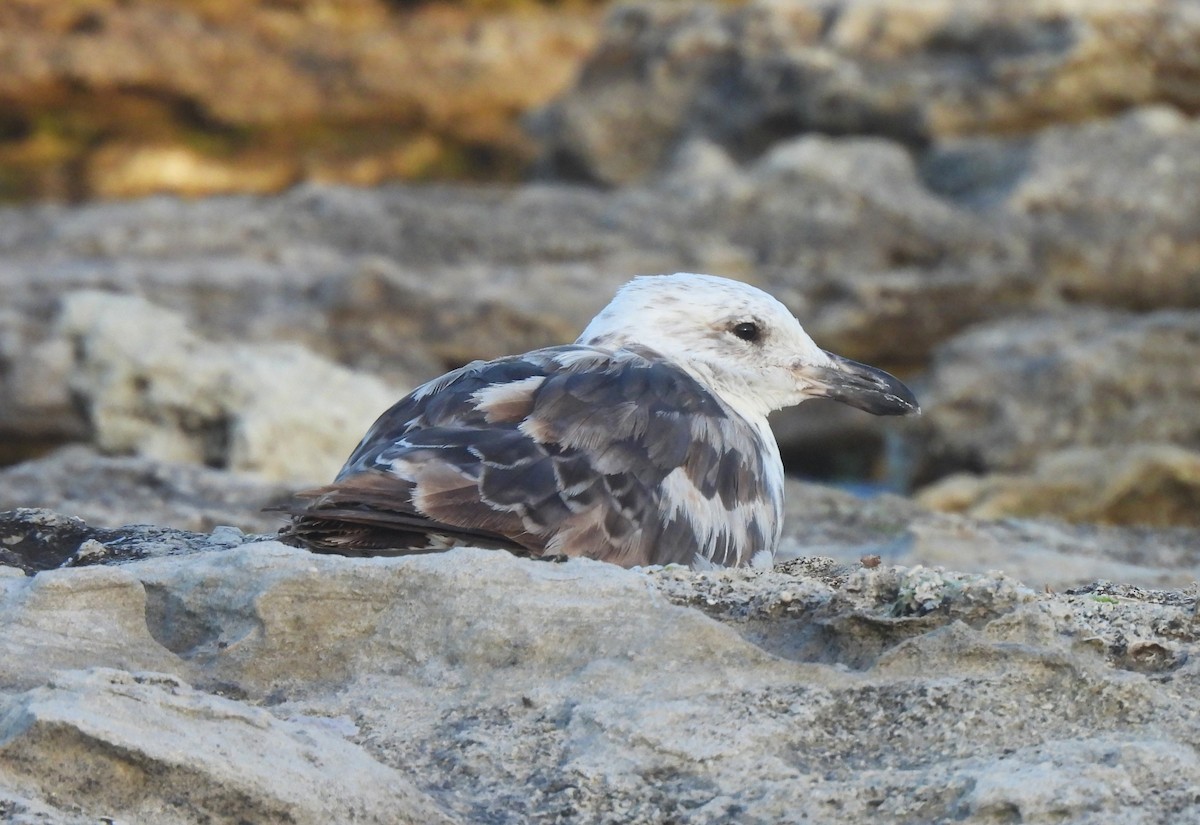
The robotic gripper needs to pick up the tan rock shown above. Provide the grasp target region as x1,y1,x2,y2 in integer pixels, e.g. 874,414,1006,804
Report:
0,564,182,691
86,143,298,199
0,1,600,198
0,668,453,825
60,290,400,484
918,443,1200,528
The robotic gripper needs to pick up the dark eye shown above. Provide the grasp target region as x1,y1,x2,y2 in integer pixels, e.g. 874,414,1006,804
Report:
731,321,760,342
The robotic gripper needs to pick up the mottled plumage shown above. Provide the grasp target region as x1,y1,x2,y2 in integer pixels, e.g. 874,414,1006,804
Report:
280,273,918,568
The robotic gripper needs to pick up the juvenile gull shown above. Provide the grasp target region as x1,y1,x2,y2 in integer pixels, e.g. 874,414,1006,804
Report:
280,273,918,568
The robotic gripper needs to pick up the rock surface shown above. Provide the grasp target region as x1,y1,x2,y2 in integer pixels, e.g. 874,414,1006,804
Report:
1,515,1198,824
779,481,1200,592
0,166,1009,479
925,106,1200,310
61,290,401,484
0,0,600,199
0,446,289,534
910,309,1200,481
536,0,1200,185
0,669,454,825
919,443,1200,528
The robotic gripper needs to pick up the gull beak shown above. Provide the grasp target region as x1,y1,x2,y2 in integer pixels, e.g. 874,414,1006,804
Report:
797,351,920,416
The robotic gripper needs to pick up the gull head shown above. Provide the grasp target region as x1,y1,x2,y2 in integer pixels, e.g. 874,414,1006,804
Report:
577,273,919,421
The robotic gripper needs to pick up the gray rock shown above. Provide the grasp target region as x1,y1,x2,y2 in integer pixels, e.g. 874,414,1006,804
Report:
0,507,243,577
0,669,453,825
909,308,1200,480
925,106,1200,310
781,479,1200,591
1,517,1199,823
535,0,1200,185
0,446,290,535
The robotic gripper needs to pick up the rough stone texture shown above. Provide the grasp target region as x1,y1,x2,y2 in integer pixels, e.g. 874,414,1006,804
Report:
918,443,1200,528
0,669,454,825
0,0,600,198
924,106,1200,310
1,518,1199,824
0,446,290,534
908,309,1200,482
780,480,1200,591
60,290,400,484
535,0,1200,186
0,508,248,576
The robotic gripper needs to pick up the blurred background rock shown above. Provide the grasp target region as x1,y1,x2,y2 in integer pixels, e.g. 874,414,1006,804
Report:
1,0,1199,570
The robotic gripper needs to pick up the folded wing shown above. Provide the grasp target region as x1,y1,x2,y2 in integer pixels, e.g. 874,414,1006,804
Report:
280,345,778,567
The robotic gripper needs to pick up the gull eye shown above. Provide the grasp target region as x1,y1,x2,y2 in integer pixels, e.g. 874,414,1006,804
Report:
731,321,760,342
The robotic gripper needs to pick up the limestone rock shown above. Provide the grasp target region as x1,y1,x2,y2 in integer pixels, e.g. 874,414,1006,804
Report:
60,290,400,484
0,668,452,825
0,561,183,690
909,309,1200,481
918,443,1200,528
536,0,1200,185
0,446,290,534
780,478,1200,591
0,1,600,199
0,518,1198,823
925,106,1200,310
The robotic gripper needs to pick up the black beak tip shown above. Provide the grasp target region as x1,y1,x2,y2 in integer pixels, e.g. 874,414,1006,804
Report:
813,353,921,417
889,384,921,417
865,390,920,417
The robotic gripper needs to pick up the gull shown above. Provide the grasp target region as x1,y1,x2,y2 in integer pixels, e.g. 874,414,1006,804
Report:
280,273,918,568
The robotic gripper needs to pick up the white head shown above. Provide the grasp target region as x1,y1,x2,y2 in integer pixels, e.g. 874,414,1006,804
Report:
577,273,918,421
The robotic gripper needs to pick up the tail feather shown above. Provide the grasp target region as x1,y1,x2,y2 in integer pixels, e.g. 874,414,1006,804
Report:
271,470,531,556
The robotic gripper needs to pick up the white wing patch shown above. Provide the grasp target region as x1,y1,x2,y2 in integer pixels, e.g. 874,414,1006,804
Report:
659,466,772,567
471,376,546,422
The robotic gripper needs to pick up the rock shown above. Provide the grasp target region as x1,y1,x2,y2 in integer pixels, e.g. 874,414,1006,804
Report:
1,516,1199,823
925,106,1200,310
0,668,452,825
909,308,1200,481
0,507,246,577
0,1,600,199
780,479,1200,591
535,0,1200,185
0,561,183,689
917,443,1200,528
0,446,290,534
60,290,400,484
